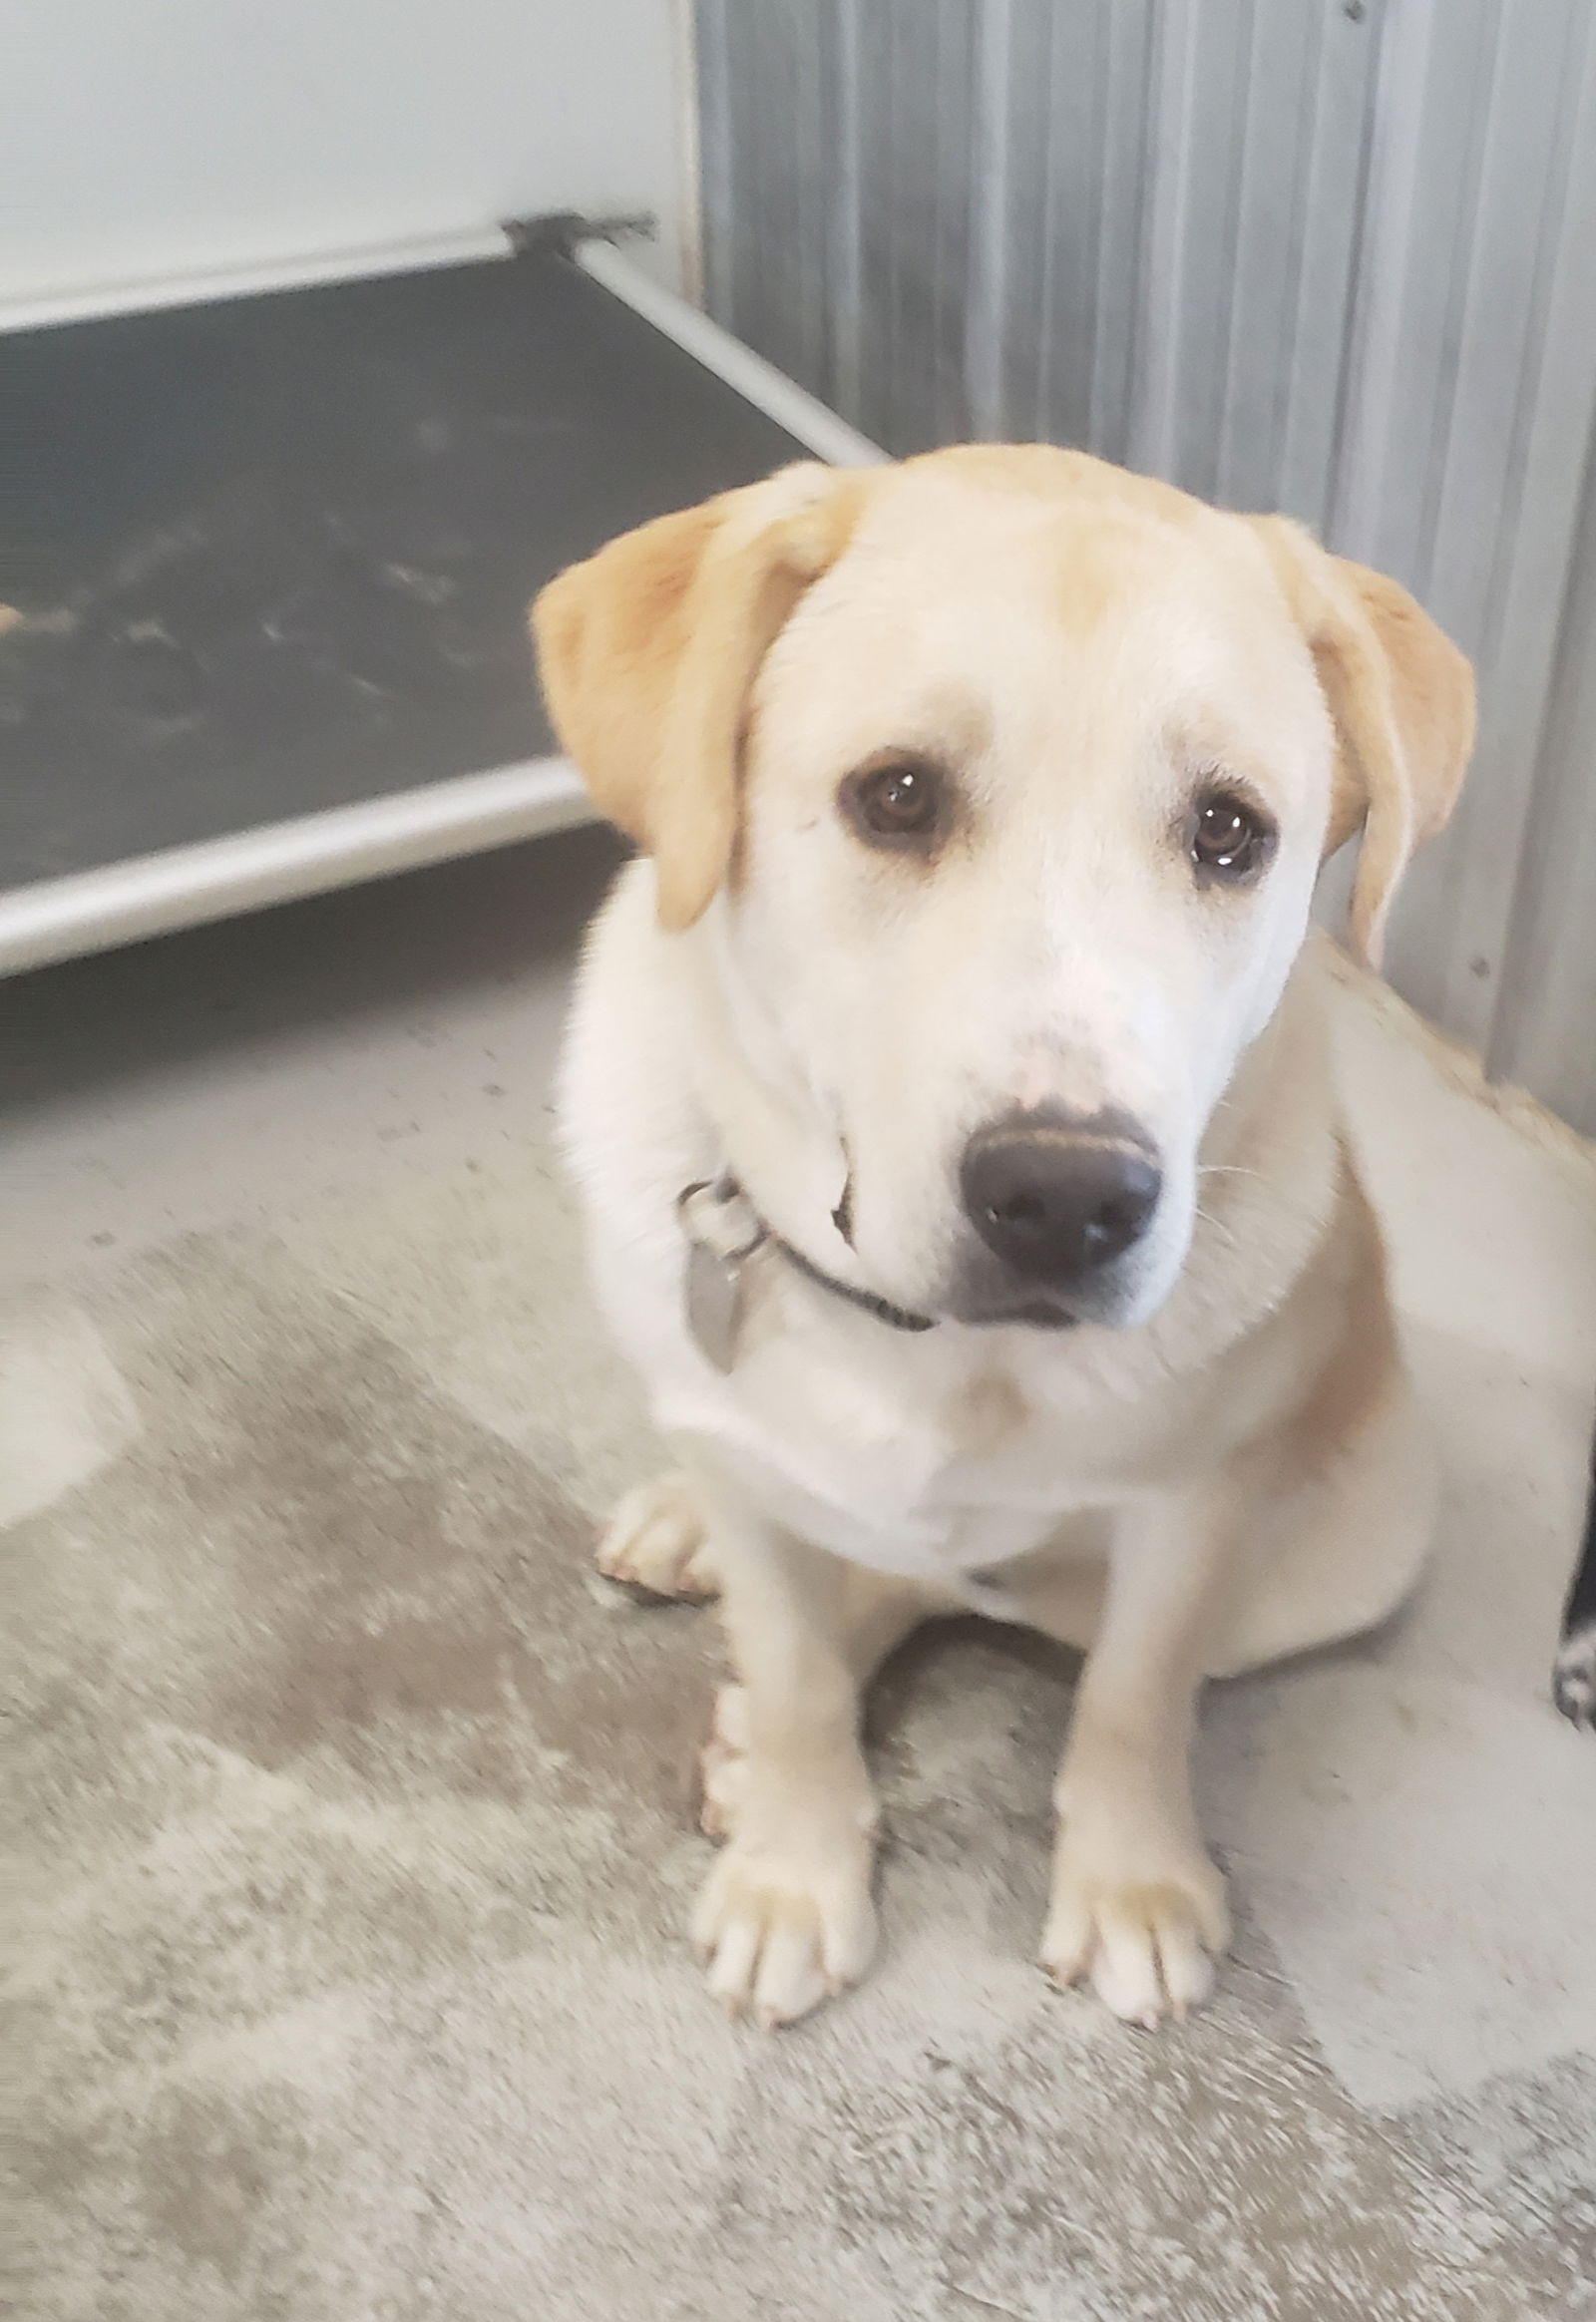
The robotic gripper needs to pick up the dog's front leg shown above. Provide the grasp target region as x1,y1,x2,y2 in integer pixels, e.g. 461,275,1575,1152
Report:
689,1494,925,2030
1040,1481,1236,2027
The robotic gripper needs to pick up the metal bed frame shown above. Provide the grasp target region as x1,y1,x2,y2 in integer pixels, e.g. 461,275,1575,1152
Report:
0,221,881,977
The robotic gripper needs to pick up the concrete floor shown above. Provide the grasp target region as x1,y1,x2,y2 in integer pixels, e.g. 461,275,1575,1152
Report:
2,825,625,1294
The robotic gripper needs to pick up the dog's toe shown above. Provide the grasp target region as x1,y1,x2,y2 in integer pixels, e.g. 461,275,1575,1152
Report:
1554,1620,1596,1730
597,1470,717,1599
1042,1848,1230,2029
690,1833,876,2029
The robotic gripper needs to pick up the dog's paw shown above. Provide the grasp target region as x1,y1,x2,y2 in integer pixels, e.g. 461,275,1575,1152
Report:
690,1819,877,2030
1041,1834,1230,2028
596,1470,717,1599
1554,1619,1596,1730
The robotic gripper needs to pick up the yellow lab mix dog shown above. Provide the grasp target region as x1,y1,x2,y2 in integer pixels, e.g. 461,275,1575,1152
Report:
534,446,1473,2033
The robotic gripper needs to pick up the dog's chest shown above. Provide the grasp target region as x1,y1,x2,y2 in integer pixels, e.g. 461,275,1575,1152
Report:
662,1318,1200,1585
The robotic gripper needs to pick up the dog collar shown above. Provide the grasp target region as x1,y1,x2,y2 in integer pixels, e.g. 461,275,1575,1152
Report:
677,1175,935,1371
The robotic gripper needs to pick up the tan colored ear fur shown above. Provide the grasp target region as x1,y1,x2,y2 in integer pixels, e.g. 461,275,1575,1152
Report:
1250,518,1475,967
533,463,868,930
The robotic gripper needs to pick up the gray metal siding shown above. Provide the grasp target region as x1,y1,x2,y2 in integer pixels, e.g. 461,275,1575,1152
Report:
1488,430,1596,1135
696,0,1596,1133
1333,0,1596,1071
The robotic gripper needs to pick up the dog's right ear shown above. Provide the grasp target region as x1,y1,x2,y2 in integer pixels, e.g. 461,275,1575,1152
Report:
532,463,869,931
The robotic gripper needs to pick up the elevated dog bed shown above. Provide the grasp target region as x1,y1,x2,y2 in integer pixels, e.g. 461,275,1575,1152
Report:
0,226,874,975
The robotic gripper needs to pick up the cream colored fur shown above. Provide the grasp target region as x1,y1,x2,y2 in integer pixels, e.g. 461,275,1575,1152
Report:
534,445,1474,2033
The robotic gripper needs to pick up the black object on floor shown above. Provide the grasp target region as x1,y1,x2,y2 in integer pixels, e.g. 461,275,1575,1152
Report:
0,240,805,899
1553,1435,1596,1728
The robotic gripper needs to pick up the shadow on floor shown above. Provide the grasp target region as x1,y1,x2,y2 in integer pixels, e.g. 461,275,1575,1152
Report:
3,823,626,1116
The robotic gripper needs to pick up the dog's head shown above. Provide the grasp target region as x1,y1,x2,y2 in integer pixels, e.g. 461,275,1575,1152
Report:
535,447,1472,1330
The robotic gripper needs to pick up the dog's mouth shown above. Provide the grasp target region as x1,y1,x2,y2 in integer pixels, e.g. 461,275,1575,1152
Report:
942,1246,1165,1333
955,1296,1082,1332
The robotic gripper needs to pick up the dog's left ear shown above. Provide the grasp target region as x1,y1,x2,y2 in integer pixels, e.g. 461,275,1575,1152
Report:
1249,518,1476,967
533,462,869,931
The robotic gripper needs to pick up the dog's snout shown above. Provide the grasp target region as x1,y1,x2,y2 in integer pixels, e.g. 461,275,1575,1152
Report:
960,1113,1162,1283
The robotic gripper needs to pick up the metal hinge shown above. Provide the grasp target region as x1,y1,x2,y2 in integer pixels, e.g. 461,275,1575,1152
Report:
502,210,658,261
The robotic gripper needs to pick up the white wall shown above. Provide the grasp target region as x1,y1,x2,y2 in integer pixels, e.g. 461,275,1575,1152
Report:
0,0,689,310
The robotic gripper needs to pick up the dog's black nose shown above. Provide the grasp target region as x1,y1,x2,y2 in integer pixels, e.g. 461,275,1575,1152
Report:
960,1114,1162,1282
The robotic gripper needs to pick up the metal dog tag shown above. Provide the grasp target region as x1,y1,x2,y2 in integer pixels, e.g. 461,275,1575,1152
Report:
685,1239,747,1373
679,1177,766,1373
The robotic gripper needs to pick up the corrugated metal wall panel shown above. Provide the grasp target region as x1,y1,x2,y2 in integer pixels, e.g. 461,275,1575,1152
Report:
696,0,1381,504
1489,443,1596,1134
1124,0,1377,521
694,0,835,397
992,0,1157,463
1335,0,1596,1063
856,0,983,451
695,0,1596,1132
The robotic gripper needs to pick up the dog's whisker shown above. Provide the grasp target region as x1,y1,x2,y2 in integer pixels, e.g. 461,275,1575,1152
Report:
1194,1203,1242,1250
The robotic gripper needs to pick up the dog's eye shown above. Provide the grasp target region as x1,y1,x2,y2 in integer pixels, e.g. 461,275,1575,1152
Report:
1190,788,1274,883
841,755,948,850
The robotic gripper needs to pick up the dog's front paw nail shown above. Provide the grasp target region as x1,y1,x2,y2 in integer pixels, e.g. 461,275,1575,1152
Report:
690,1831,876,2030
1041,1844,1230,2028
597,1470,717,1600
